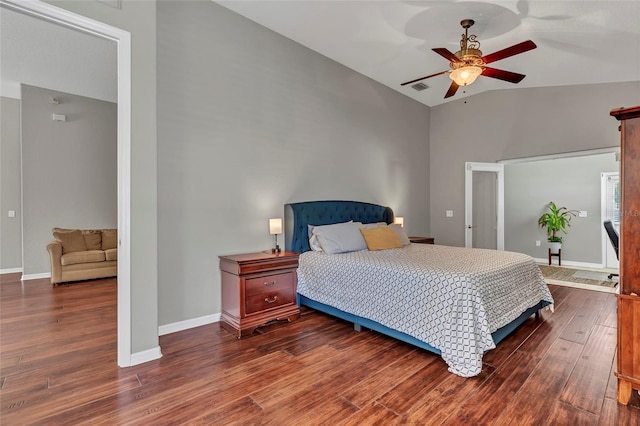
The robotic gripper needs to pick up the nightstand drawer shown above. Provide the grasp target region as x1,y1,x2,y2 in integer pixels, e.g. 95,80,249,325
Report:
245,272,293,296
246,288,294,314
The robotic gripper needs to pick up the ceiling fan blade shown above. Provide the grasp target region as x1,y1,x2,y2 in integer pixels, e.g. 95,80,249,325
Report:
444,81,459,98
482,67,526,84
401,70,448,86
432,48,461,63
481,40,537,64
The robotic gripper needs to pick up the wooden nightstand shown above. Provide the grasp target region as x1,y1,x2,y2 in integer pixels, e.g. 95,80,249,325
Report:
219,250,300,337
409,236,435,244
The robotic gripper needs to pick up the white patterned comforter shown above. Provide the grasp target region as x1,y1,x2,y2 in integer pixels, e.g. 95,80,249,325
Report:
297,244,553,377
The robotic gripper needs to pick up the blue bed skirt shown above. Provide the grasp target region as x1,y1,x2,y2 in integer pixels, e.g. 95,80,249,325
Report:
297,293,548,355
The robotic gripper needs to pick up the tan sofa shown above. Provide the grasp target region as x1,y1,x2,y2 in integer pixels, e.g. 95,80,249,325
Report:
47,228,117,285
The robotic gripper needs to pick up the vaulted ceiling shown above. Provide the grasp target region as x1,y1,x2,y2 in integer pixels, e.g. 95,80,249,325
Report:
2,2,638,107
217,1,640,106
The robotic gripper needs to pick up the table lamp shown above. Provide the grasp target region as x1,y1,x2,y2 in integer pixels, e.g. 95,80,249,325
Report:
269,218,282,253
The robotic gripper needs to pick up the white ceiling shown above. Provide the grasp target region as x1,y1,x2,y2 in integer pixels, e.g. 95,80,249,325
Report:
2,2,637,107
217,0,640,106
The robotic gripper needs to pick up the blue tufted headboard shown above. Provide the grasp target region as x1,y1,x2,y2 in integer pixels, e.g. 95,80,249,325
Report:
284,200,395,253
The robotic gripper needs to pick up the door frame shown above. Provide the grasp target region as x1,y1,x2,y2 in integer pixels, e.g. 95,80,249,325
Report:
465,162,504,250
3,0,133,366
600,171,620,269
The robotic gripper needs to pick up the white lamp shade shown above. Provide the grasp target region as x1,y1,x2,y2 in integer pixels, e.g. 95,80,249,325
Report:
394,217,404,227
450,66,482,86
269,218,282,235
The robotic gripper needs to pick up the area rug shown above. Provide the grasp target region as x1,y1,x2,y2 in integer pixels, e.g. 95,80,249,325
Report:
538,264,619,293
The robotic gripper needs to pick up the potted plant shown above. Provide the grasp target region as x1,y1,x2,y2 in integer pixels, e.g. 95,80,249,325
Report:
537,201,578,253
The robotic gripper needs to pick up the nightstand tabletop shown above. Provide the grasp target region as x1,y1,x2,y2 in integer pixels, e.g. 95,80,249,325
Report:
408,236,435,244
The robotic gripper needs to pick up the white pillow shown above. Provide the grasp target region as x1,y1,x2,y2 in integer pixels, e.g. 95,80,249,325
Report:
388,223,411,246
360,222,388,230
308,233,324,251
310,221,367,254
308,220,352,238
308,221,353,251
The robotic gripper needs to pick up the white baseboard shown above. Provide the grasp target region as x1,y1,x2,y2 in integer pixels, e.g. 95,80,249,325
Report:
129,346,162,366
0,267,23,274
21,272,51,281
534,258,604,270
158,313,221,336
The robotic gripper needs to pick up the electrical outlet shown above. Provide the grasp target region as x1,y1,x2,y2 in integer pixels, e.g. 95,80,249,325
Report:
578,211,587,217
445,210,454,218
536,240,541,246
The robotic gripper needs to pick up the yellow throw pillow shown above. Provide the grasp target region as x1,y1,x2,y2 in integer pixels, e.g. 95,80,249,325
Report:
53,229,87,254
102,229,118,250
360,227,403,251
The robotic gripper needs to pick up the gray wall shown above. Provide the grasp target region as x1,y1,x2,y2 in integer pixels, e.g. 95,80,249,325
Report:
430,81,640,248
0,96,22,271
21,85,117,275
156,1,430,325
49,0,159,354
505,153,619,263
15,0,637,353
1,6,117,103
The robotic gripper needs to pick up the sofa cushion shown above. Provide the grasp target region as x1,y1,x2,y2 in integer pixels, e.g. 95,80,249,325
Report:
83,230,102,250
102,229,117,250
53,229,87,254
104,248,118,262
61,250,106,266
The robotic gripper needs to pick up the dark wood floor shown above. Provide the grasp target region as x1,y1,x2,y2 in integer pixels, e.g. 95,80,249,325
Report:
1,273,639,425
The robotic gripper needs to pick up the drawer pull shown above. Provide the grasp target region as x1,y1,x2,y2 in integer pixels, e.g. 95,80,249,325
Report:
264,281,277,287
264,296,278,304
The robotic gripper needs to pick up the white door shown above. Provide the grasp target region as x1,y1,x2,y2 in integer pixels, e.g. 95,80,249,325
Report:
465,162,504,250
601,172,620,269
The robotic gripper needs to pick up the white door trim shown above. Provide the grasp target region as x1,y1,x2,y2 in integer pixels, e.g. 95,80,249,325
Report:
601,172,619,269
3,0,133,367
465,162,504,250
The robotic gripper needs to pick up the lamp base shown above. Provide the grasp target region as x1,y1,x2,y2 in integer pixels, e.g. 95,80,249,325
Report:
272,245,281,253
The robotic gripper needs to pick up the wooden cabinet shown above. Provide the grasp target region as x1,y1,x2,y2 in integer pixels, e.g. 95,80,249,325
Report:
610,105,640,405
219,251,300,337
409,236,435,244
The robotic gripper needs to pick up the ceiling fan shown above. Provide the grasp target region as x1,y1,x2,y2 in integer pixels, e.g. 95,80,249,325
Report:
401,19,537,98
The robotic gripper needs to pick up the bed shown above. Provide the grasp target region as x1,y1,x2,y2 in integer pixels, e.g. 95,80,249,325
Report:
284,200,554,377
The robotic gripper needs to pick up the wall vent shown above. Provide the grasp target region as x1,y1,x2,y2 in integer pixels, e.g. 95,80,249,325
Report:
411,82,429,91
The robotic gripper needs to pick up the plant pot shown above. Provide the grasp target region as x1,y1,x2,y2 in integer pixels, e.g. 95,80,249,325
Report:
549,242,562,254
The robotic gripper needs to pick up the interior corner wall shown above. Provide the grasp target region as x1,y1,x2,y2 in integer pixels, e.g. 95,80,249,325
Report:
429,81,640,248
156,1,430,327
0,96,22,271
21,85,117,275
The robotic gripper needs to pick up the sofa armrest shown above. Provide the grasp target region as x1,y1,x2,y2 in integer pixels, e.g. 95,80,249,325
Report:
47,240,63,284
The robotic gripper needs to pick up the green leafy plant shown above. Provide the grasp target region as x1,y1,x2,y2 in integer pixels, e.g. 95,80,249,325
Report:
537,201,578,243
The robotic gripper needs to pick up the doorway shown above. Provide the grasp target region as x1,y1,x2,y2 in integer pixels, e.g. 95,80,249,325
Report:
501,148,619,265
464,162,504,250
2,0,133,366
601,172,620,269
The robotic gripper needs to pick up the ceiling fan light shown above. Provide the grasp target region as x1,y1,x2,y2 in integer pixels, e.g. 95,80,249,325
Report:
450,66,483,86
